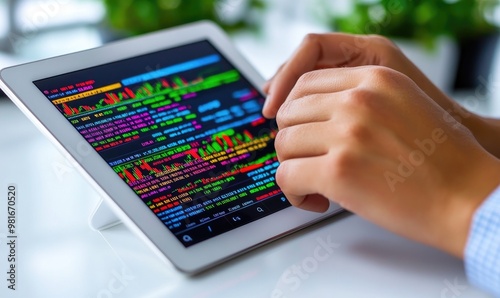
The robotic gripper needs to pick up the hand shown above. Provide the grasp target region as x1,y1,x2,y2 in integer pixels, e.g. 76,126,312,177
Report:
263,33,500,158
274,65,500,258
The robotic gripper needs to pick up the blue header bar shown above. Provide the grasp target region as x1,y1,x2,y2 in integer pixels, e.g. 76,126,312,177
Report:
121,54,221,86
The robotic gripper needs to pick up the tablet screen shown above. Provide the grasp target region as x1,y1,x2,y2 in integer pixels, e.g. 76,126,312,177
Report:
33,40,290,247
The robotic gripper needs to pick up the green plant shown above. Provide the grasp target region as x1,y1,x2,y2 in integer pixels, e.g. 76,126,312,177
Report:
322,0,498,48
103,0,266,35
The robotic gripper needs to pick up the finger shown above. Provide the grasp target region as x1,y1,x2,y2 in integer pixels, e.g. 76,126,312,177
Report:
283,67,371,109
262,80,271,95
276,65,380,128
276,156,331,209
274,122,331,161
278,66,421,130
263,62,287,94
263,33,387,118
277,83,370,129
288,68,364,102
276,92,337,129
289,194,330,213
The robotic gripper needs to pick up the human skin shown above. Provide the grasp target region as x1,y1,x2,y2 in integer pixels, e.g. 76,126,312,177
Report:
263,33,500,258
263,34,500,158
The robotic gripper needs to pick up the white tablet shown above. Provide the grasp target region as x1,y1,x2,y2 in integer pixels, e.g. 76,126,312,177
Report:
0,21,342,274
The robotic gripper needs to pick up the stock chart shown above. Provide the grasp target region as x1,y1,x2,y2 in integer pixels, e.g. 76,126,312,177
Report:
34,41,289,246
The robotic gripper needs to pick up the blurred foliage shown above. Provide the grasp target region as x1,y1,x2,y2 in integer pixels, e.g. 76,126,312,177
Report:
323,0,499,48
103,0,266,35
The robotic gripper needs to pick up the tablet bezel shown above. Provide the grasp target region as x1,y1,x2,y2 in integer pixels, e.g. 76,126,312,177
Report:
0,21,342,274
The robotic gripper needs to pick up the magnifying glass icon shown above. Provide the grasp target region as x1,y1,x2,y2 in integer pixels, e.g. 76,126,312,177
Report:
256,207,264,213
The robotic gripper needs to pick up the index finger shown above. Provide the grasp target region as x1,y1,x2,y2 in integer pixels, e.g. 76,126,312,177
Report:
262,33,386,119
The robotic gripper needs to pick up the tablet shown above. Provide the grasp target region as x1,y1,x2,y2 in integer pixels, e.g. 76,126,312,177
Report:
0,21,342,274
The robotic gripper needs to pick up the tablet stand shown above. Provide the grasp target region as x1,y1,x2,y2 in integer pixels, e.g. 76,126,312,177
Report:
89,199,122,231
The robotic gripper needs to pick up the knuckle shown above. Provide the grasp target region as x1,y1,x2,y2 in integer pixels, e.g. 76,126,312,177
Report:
345,87,378,110
367,34,394,47
274,128,290,154
294,71,318,92
286,70,321,107
367,34,401,53
276,101,291,128
342,122,371,142
365,66,405,88
302,33,322,45
366,65,392,79
325,149,356,180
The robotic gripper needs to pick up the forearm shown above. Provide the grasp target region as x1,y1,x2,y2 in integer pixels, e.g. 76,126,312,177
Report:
400,57,500,158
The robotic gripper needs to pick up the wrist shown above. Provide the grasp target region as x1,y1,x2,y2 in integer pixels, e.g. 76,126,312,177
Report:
466,115,500,158
429,92,500,158
438,154,500,259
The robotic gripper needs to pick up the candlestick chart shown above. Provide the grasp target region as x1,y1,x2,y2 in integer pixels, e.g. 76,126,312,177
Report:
36,41,289,246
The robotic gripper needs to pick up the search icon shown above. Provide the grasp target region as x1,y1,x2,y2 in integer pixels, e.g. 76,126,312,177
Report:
256,207,264,213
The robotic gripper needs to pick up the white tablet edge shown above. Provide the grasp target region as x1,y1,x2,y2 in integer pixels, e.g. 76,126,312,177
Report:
0,20,343,274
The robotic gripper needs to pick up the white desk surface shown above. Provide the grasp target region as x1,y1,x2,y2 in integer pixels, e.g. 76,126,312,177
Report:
0,97,492,298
